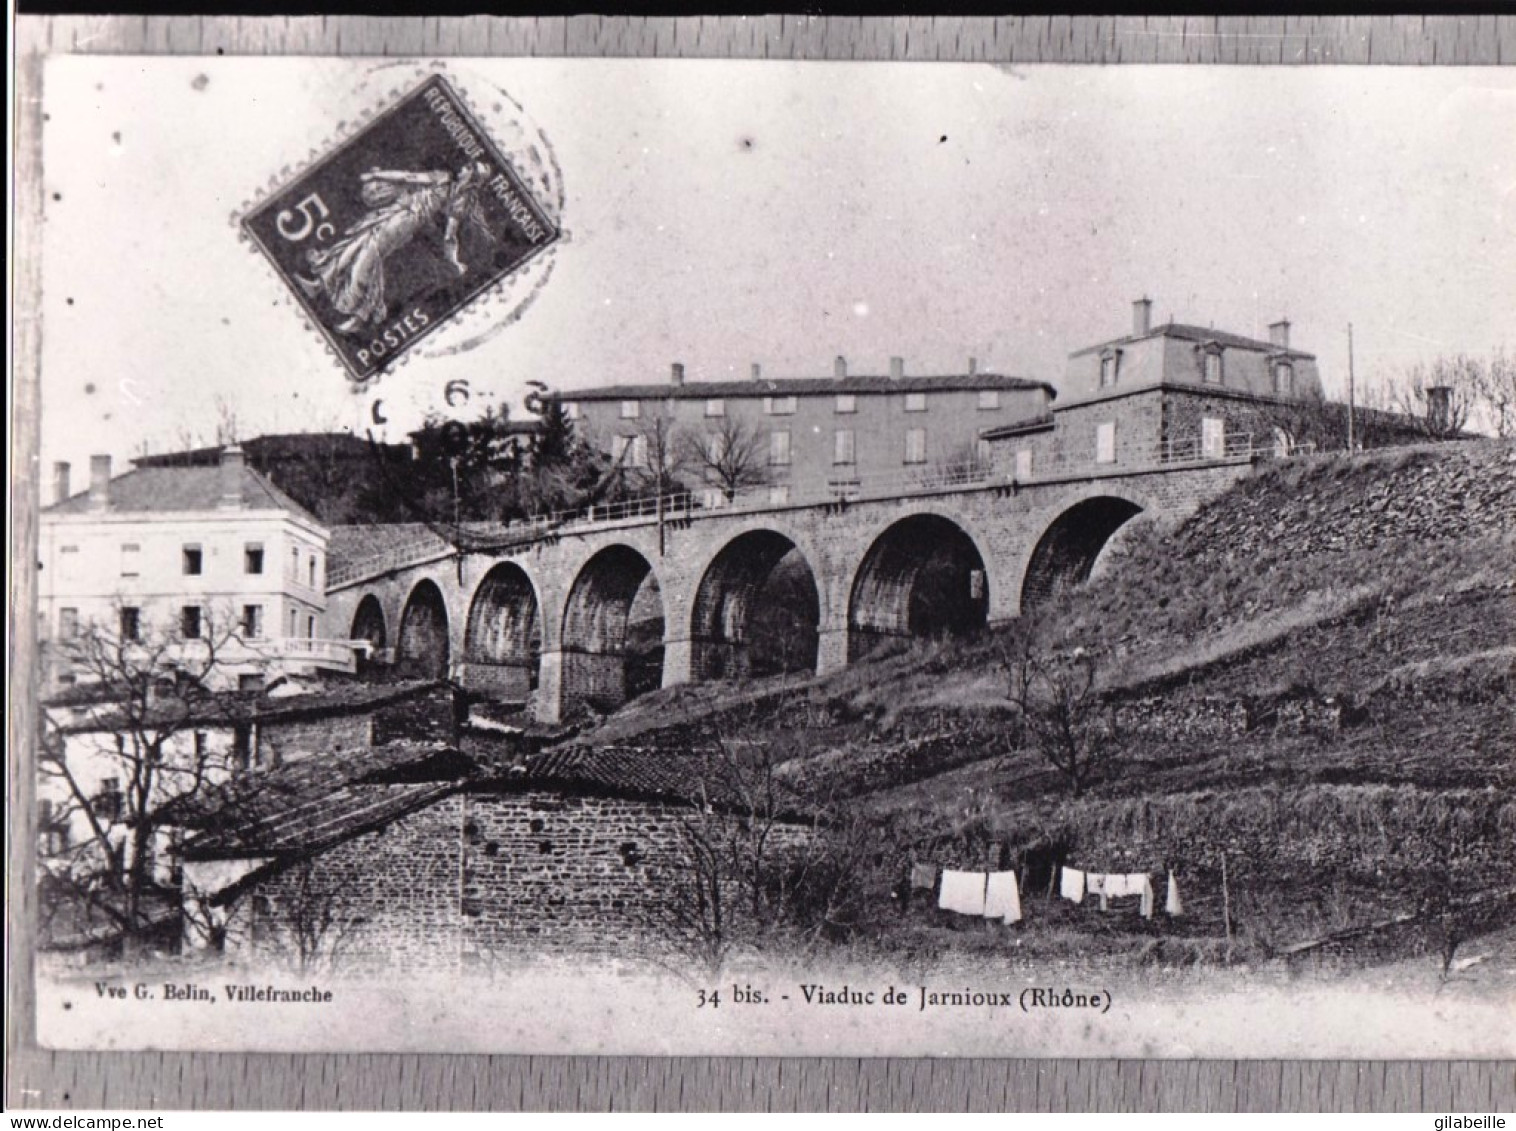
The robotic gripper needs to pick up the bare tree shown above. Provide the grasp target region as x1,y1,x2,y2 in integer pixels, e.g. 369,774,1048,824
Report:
1384,355,1480,439
682,415,770,502
923,441,994,488
38,604,262,956
1471,347,1516,439
1000,630,1119,798
656,702,869,976
258,861,370,974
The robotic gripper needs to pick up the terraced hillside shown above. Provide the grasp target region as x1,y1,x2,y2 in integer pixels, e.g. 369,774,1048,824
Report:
556,440,1516,968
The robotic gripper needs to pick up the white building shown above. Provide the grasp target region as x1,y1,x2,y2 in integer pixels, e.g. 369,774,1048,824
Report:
39,445,362,693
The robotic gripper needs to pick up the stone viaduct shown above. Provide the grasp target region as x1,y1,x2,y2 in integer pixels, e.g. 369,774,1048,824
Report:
326,456,1254,723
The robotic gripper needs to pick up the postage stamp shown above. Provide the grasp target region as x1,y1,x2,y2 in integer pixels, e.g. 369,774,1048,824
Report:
241,74,560,384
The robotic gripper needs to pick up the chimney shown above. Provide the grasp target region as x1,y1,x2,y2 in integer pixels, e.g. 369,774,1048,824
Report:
52,461,71,506
218,444,245,508
1132,296,1153,337
967,357,978,376
1269,319,1291,348
1427,385,1453,434
834,356,847,379
750,363,761,380
671,362,686,387
88,455,111,510
889,356,904,380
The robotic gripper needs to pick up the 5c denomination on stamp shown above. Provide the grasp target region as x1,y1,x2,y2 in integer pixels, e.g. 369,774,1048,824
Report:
241,74,560,383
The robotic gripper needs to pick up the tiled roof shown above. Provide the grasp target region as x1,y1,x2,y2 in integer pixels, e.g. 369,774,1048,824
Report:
45,464,320,523
551,372,1056,402
979,413,1057,441
178,742,473,856
1071,322,1315,360
51,678,449,734
521,745,810,817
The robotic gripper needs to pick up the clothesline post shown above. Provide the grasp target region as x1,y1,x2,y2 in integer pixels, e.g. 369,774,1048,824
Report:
1221,853,1233,965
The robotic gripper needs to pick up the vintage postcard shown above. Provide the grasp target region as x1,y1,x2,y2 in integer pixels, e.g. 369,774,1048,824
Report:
21,55,1516,1058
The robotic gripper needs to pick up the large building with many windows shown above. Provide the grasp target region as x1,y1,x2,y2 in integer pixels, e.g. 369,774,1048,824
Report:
552,358,1057,504
38,445,359,693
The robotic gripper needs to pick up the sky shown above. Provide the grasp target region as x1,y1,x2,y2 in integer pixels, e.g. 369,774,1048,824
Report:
34,58,1516,479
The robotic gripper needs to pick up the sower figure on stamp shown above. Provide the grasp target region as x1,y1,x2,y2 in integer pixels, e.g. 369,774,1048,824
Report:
297,160,495,334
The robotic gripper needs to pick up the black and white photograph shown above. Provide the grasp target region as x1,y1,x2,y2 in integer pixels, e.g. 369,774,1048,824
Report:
13,35,1516,1065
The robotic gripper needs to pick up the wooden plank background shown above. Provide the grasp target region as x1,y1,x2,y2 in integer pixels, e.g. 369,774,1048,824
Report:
9,14,1516,1112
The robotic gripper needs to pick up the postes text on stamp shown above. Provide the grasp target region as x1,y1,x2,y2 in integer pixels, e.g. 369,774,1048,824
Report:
242,74,559,383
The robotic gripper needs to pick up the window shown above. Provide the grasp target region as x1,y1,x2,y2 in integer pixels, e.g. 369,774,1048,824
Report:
92,778,123,823
977,390,1001,411
835,394,857,414
194,731,208,757
764,396,796,416
182,544,203,575
58,607,79,639
1274,361,1294,396
768,484,791,506
119,606,141,642
704,398,725,418
242,604,263,639
1202,416,1226,458
1015,449,1033,480
768,430,791,466
904,428,927,465
290,546,300,578
904,392,928,413
181,605,202,639
290,609,299,639
307,615,316,640
57,544,80,580
833,429,856,466
231,724,253,770
1100,351,1121,388
706,431,728,463
562,402,581,420
237,675,264,696
629,434,649,469
611,435,633,464
39,800,68,855
1202,347,1224,385
308,555,318,588
120,543,140,577
1096,422,1117,464
244,543,264,574
976,439,993,467
619,400,641,420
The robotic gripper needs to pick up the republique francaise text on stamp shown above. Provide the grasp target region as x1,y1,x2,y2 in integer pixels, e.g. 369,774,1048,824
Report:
242,74,559,384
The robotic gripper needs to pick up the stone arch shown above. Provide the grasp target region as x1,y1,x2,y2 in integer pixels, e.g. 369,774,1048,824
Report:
560,545,665,714
396,579,451,679
349,594,388,672
1020,496,1144,613
690,529,821,681
847,514,990,661
463,562,542,701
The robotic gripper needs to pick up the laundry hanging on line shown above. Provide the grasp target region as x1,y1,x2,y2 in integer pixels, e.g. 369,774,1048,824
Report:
909,862,937,891
984,870,1022,924
938,869,988,916
1059,866,1086,904
1166,870,1183,916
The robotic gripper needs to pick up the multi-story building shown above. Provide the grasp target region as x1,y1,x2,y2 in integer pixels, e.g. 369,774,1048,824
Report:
984,298,1332,474
38,445,361,693
553,359,1056,504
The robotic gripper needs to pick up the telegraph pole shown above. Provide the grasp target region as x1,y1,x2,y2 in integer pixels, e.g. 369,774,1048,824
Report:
1347,323,1357,453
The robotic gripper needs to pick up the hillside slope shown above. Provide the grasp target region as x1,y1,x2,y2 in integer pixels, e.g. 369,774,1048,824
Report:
564,440,1516,967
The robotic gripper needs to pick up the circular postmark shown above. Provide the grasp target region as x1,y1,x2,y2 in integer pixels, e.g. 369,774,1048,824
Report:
238,60,566,392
